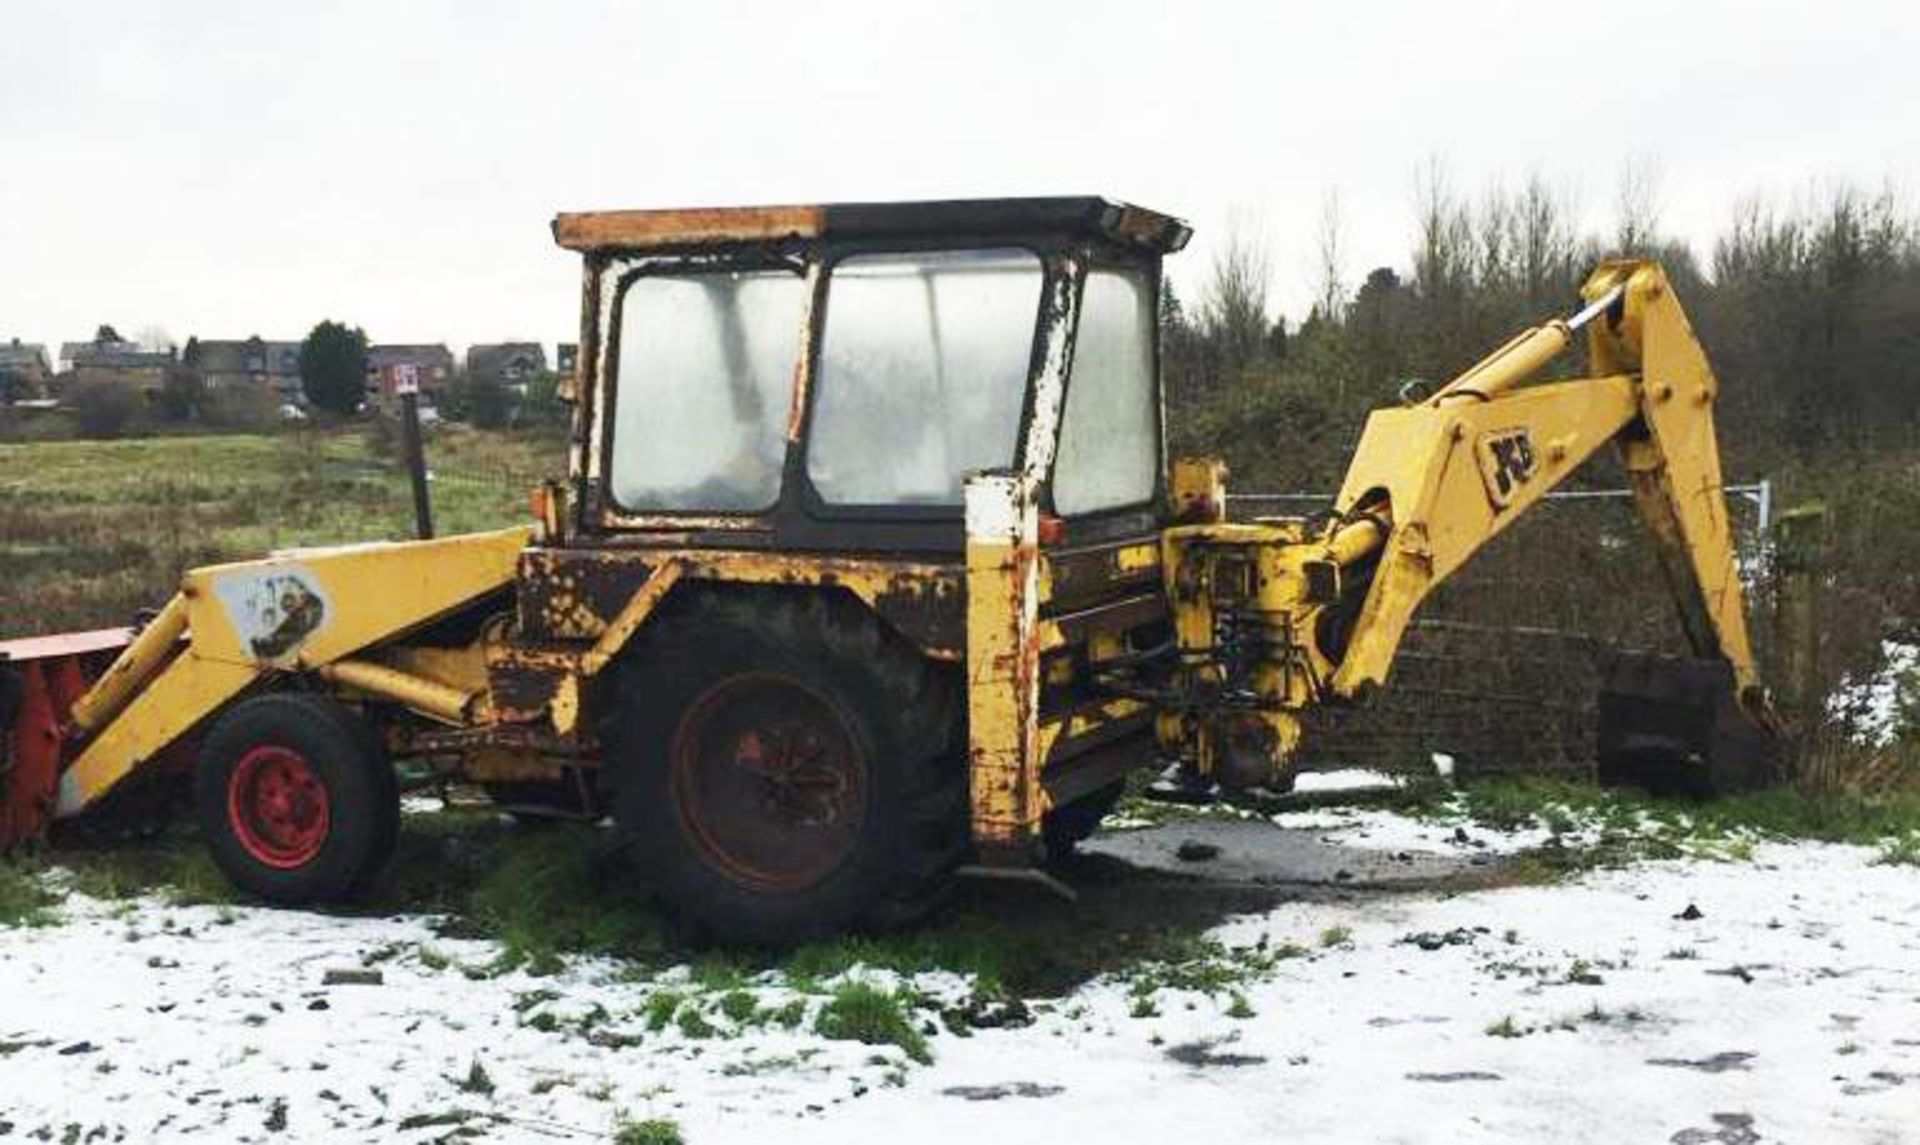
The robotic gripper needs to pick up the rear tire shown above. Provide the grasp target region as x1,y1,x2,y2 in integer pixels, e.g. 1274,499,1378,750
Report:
196,692,399,904
608,591,964,946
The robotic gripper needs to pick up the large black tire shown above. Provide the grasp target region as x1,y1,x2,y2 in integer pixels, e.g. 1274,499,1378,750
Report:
607,591,964,946
196,692,399,904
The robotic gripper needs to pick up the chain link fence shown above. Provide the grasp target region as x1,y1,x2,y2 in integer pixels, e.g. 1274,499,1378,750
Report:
1227,485,1777,780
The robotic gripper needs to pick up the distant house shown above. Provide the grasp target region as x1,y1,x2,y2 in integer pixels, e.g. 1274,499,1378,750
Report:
366,344,454,410
466,342,548,392
0,339,52,402
189,336,304,404
59,336,173,392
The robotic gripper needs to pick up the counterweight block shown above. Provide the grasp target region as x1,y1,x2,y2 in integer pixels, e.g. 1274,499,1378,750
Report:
1596,651,1784,798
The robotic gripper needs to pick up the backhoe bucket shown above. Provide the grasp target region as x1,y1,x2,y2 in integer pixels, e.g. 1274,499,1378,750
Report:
1596,651,1784,798
0,629,133,847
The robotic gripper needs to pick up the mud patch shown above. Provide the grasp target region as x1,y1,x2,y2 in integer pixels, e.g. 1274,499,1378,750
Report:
1648,1052,1755,1074
1165,1037,1265,1068
1406,1070,1502,1083
942,1082,1065,1101
1669,1112,1760,1144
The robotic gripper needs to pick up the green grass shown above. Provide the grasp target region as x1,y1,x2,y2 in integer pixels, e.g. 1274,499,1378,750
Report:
613,1117,684,1145
1411,776,1920,861
0,427,554,635
811,981,930,1064
0,861,61,927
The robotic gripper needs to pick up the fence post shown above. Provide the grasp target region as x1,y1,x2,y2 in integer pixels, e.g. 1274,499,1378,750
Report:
1771,501,1828,721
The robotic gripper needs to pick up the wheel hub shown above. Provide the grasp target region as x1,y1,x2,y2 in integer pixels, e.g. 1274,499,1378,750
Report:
227,744,331,869
671,674,867,892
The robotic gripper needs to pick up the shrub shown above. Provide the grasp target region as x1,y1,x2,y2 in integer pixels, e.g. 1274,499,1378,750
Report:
69,379,144,439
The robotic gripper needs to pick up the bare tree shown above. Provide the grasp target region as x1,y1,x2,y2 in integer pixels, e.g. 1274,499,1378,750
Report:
1314,190,1348,323
1198,209,1275,379
1615,155,1665,255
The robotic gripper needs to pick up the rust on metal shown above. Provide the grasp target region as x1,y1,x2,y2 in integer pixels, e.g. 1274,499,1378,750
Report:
552,206,824,252
669,672,868,892
517,546,965,657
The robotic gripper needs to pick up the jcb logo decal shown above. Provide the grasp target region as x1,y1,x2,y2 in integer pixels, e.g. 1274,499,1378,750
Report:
1475,428,1536,508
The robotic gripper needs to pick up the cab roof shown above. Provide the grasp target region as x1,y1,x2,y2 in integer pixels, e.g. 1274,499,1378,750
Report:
551,196,1190,255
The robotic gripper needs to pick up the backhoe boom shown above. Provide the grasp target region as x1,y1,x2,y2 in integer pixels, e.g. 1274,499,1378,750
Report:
1157,260,1777,793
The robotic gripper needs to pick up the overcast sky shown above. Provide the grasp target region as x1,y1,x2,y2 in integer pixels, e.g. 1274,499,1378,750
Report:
2,0,1914,357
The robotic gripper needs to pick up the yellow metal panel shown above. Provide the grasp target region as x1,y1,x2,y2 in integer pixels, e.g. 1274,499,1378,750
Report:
67,593,188,732
1331,376,1639,695
964,474,1045,861
182,527,532,670
57,652,259,815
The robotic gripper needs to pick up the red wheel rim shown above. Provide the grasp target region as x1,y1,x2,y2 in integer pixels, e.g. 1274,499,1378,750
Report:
669,673,867,893
226,744,331,869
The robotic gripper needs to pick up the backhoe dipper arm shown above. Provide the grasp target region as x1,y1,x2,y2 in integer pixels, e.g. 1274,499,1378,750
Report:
1154,260,1772,791
1324,260,1763,712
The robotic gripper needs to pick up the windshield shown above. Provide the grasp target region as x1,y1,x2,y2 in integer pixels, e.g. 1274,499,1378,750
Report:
607,269,807,512
1053,267,1158,514
807,248,1043,506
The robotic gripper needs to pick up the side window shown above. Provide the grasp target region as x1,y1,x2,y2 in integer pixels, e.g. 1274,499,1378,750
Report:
808,249,1042,506
607,270,806,512
1053,267,1158,515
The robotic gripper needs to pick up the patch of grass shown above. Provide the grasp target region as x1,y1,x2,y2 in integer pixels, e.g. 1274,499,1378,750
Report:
0,429,551,637
379,818,668,969
1485,1015,1523,1038
0,862,60,927
613,1117,684,1145
717,990,758,1024
1453,776,1920,845
454,1059,494,1097
675,1006,716,1040
642,991,684,1033
54,823,238,907
1876,833,1920,866
812,982,930,1064
1318,926,1351,948
1125,934,1306,1000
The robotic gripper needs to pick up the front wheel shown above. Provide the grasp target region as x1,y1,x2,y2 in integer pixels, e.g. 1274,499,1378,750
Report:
195,692,399,903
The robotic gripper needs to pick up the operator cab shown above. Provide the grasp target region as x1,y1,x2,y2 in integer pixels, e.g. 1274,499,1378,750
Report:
553,197,1191,553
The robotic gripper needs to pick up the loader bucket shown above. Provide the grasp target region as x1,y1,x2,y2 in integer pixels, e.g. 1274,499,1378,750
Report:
1596,651,1784,798
0,628,133,847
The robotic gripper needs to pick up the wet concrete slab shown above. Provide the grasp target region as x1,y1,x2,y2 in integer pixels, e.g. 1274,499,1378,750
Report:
1081,818,1487,888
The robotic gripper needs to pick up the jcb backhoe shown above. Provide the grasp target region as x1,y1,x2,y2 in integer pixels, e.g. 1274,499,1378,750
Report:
0,198,1779,943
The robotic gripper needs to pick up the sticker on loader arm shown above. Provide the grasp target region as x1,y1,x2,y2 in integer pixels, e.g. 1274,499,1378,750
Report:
1474,427,1537,509
211,567,330,663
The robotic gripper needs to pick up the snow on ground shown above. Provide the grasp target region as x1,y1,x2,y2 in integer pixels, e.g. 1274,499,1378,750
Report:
3,811,1917,1144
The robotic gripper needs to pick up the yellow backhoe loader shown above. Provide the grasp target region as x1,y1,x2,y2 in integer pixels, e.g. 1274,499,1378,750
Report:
0,198,1779,943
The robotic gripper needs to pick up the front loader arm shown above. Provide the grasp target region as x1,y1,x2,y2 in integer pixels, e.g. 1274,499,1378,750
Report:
1155,260,1774,790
